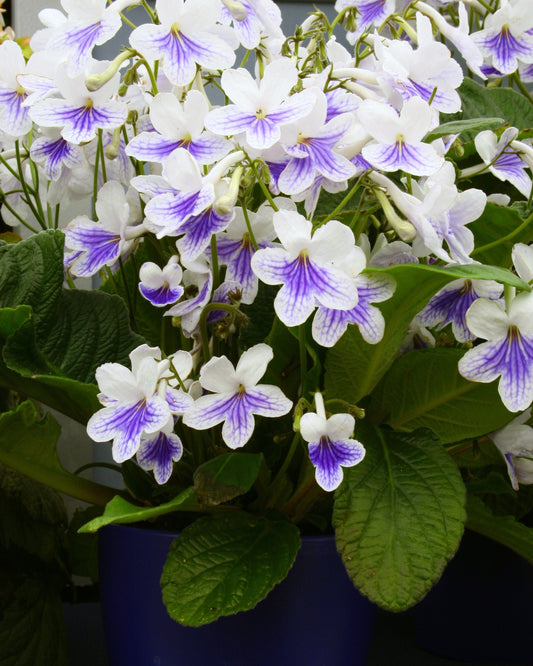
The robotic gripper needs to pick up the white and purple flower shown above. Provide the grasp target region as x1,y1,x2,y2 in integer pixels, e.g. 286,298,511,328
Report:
300,392,365,491
183,343,292,449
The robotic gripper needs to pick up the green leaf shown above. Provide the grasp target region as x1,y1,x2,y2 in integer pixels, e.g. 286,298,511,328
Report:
161,511,300,626
65,506,102,581
78,486,201,533
466,494,533,564
0,575,68,666
470,203,533,267
0,231,143,422
425,117,504,142
0,402,117,507
456,79,533,139
369,348,514,444
194,452,263,505
325,262,525,404
333,423,466,611
0,464,67,567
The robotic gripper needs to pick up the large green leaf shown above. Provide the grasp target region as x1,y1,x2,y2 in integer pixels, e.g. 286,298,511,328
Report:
456,79,533,139
333,423,466,611
466,494,533,564
161,511,301,626
470,203,533,267
194,452,263,505
369,348,514,444
0,575,68,666
324,262,525,403
425,117,504,142
78,487,201,533
0,464,67,567
0,401,117,506
0,231,143,422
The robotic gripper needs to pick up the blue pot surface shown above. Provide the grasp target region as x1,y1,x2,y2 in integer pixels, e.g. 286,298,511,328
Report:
415,531,533,665
99,524,375,666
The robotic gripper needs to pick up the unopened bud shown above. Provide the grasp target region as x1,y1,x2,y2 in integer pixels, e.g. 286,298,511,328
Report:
221,0,247,21
85,48,135,91
215,166,244,215
105,128,122,160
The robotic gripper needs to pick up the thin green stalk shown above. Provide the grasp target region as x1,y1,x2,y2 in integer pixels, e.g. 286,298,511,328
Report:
118,257,136,330
97,129,108,183
210,234,220,289
299,324,307,397
318,174,364,226
472,211,533,257
241,202,259,250
14,140,46,228
0,198,39,234
249,160,279,211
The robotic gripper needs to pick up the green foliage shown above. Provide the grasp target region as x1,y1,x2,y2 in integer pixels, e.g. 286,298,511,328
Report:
0,231,143,423
0,575,68,666
369,348,514,443
325,262,525,404
193,452,263,505
466,494,533,564
78,487,201,533
161,511,300,626
333,423,466,611
425,117,504,142
456,79,533,137
470,203,533,267
0,401,116,506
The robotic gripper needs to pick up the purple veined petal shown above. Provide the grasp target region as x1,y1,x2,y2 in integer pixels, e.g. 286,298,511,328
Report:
137,430,183,485
325,89,360,123
419,279,480,342
30,135,83,181
221,393,256,449
243,385,293,418
30,98,127,144
64,222,121,277
126,131,184,162
205,105,256,136
246,116,281,150
310,140,356,182
308,436,366,492
145,190,204,236
139,282,184,307
476,28,533,76
278,156,316,195
312,307,350,348
165,271,213,319
224,242,258,304
267,91,317,127
188,133,231,164
87,396,170,462
177,207,233,262
0,86,31,137
184,30,236,74
362,141,443,176
216,236,243,262
48,14,122,76
165,386,194,414
272,257,356,327
130,175,176,199
183,392,236,431
396,78,461,115
492,151,532,197
458,330,533,412
130,24,195,86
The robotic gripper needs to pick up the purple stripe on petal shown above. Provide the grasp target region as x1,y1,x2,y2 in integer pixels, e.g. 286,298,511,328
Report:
139,283,184,307
177,207,233,262
278,156,316,195
221,393,255,449
126,132,184,162
137,431,183,484
0,87,31,136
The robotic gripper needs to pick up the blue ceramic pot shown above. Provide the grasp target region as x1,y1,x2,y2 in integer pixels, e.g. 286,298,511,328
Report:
415,531,533,664
99,523,375,666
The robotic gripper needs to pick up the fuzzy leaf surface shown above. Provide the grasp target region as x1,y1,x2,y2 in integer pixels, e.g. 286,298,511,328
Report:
161,511,300,626
333,423,466,611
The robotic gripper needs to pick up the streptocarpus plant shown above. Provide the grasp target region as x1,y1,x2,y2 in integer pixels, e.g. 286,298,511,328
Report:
1,0,533,644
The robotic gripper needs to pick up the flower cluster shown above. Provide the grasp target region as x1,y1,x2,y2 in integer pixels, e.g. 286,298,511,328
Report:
3,0,533,501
